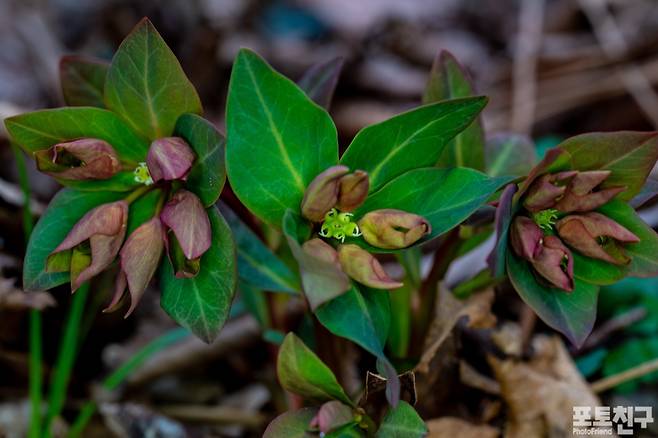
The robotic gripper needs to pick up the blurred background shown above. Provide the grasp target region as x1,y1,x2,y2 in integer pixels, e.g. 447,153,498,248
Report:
1,0,658,436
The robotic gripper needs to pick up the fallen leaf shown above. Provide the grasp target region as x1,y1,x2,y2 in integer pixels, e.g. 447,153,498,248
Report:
488,335,600,438
416,285,496,374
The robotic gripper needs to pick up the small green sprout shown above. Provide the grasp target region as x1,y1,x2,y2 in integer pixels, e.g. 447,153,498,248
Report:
133,162,153,185
532,208,559,231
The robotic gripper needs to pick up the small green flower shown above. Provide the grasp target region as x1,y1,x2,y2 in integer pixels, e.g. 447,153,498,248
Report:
532,208,559,231
319,208,361,243
133,162,153,185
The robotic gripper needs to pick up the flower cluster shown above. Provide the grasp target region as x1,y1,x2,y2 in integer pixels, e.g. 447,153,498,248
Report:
299,165,430,290
510,169,639,291
45,137,211,315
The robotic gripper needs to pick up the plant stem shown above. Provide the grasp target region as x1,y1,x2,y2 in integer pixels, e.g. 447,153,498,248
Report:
67,328,188,436
42,283,91,437
123,184,152,204
11,143,42,437
591,357,658,393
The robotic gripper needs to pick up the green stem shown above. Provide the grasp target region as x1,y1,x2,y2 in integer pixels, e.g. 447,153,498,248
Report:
123,184,153,205
10,144,41,437
42,283,91,437
67,328,188,436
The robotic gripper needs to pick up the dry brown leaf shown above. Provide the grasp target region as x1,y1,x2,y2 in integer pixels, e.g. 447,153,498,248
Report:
0,278,54,310
459,360,501,395
426,417,500,438
489,335,600,438
416,285,496,374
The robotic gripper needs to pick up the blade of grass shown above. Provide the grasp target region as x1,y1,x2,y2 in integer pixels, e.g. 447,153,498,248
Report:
11,143,41,438
43,283,90,437
67,328,189,436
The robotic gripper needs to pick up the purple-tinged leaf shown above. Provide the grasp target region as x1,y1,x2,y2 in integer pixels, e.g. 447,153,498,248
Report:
509,216,543,261
310,401,355,434
263,408,317,438
358,209,430,250
49,200,128,291
507,251,599,347
531,235,574,292
598,200,658,277
34,138,121,180
557,213,639,265
161,190,211,260
301,165,349,222
59,56,109,108
108,217,164,316
283,210,350,310
337,170,369,212
487,183,517,277
297,57,344,110
338,244,402,289
558,131,658,201
147,137,195,182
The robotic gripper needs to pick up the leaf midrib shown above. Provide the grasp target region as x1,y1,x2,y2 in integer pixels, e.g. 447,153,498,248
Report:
243,56,306,192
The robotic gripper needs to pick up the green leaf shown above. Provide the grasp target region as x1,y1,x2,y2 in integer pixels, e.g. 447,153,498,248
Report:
240,281,270,327
576,347,608,378
602,338,658,393
316,286,390,356
56,171,139,192
226,49,338,226
354,168,512,251
424,51,485,171
283,209,350,309
507,251,599,347
488,183,518,277
4,107,149,163
104,18,202,140
485,133,537,177
23,189,124,291
263,408,317,438
315,286,399,404
220,203,300,294
559,131,658,201
277,333,353,405
298,57,344,110
174,113,226,207
339,96,487,192
376,401,427,438
598,199,658,277
160,206,237,343
572,252,626,286
127,189,162,235
59,56,109,107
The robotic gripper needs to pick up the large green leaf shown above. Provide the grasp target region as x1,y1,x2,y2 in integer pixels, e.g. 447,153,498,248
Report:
174,113,226,207
598,199,658,277
59,56,109,107
278,333,353,405
559,132,658,201
572,252,626,286
226,49,338,226
376,401,427,438
160,206,237,343
263,408,317,438
423,51,485,171
297,57,344,110
354,167,512,251
4,107,149,163
487,183,518,277
315,286,399,404
23,189,124,291
339,97,487,192
283,209,350,309
104,18,202,140
220,203,300,294
507,251,599,347
485,133,537,177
